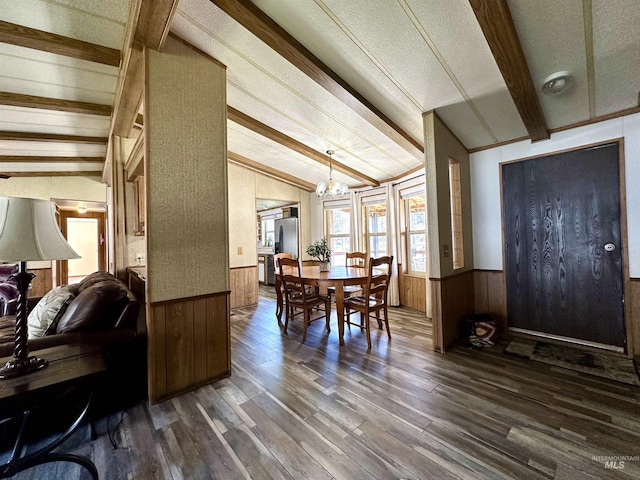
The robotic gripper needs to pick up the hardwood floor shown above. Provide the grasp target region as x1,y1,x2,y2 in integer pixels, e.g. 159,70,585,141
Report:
5,286,640,479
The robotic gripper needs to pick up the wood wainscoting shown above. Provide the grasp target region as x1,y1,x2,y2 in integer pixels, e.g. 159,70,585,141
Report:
630,278,640,361
230,266,258,309
473,271,640,359
147,291,230,403
473,270,507,331
431,270,475,352
398,273,426,313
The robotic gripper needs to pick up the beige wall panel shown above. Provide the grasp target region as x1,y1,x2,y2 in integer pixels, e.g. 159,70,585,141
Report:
145,36,228,303
433,114,474,278
255,173,312,255
0,176,107,202
424,112,474,351
228,164,312,267
228,164,257,268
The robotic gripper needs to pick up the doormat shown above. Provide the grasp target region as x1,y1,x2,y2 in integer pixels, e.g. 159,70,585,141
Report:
504,337,640,386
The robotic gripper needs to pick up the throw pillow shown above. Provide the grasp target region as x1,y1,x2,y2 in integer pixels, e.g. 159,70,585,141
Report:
56,281,128,333
27,285,75,338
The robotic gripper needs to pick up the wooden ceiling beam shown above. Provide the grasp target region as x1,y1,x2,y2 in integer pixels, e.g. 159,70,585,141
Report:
0,156,103,163
469,0,549,141
110,0,179,140
228,151,316,192
0,20,120,67
211,0,423,157
135,0,180,50
0,92,111,116
0,131,107,144
228,107,379,187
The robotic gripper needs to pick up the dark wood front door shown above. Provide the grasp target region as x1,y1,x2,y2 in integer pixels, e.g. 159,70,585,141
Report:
502,142,625,348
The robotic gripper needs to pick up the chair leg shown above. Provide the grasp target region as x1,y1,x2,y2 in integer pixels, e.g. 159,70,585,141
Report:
302,309,309,343
325,299,331,333
384,306,391,339
283,304,290,334
375,310,382,329
364,311,372,350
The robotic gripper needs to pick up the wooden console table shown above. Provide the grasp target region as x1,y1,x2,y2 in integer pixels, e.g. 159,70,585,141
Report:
0,344,106,479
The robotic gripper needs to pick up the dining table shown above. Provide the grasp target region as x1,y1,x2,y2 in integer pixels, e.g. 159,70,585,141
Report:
274,265,369,346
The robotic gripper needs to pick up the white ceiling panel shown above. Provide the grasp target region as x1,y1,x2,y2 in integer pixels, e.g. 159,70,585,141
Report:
0,162,102,172
173,4,424,176
250,0,428,143
2,0,639,182
227,85,416,179
508,0,590,128
406,0,526,142
0,47,117,103
0,106,110,136
228,123,354,187
436,99,497,148
0,141,105,156
0,0,126,49
315,0,463,111
592,0,640,116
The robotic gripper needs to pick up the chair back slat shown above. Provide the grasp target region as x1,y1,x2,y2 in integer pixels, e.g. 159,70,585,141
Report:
277,256,300,276
346,251,367,268
364,256,393,299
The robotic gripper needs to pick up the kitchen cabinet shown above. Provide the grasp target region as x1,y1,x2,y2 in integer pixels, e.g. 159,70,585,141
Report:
258,254,274,285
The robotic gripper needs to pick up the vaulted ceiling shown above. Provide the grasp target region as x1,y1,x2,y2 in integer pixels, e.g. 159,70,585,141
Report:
1,0,639,190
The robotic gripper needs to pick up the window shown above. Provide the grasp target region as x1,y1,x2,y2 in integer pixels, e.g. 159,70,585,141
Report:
404,195,426,274
364,201,387,258
449,158,464,269
262,218,275,247
325,205,350,265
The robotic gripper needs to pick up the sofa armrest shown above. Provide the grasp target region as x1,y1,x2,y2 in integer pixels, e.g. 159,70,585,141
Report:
4,296,42,316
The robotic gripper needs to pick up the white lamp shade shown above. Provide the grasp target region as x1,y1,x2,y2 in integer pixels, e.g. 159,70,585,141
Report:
0,196,80,262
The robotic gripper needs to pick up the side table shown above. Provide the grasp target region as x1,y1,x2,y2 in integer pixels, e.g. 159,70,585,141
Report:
0,344,106,479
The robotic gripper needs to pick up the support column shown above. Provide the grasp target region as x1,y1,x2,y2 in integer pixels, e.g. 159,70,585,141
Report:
145,35,229,403
423,112,475,352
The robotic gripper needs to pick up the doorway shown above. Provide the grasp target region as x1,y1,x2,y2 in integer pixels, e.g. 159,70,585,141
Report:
502,142,626,350
57,209,107,285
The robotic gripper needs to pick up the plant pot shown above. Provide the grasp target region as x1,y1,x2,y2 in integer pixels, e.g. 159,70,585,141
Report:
319,261,330,272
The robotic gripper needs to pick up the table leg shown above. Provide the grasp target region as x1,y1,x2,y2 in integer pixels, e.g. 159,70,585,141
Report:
275,276,283,325
0,389,98,480
336,285,345,346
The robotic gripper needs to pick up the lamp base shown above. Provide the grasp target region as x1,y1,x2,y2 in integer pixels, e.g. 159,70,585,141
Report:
0,355,48,379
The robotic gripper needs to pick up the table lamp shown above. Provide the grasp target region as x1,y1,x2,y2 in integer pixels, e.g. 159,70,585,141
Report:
0,196,80,379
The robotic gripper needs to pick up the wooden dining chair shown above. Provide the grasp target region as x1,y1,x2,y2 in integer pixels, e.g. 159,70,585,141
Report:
327,251,367,305
274,254,295,324
343,255,393,350
280,268,331,343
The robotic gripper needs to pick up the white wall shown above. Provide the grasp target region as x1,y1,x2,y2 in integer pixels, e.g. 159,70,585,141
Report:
471,112,640,277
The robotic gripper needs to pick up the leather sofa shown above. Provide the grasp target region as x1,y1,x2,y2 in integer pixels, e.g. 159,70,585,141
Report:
0,264,18,317
0,271,140,358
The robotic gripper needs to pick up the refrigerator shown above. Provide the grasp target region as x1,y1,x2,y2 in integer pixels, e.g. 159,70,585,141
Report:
274,217,299,258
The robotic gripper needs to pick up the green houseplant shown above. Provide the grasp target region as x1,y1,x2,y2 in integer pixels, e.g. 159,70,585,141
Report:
306,238,332,271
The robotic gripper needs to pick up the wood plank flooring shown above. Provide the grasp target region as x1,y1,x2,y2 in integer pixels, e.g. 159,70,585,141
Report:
4,286,640,479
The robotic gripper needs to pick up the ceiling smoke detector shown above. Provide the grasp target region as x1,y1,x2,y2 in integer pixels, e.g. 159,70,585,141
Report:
541,71,574,97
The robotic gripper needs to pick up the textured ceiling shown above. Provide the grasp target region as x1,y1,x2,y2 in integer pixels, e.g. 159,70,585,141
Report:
0,0,638,186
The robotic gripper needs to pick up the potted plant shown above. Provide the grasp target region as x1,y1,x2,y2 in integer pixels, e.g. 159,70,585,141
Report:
306,238,332,271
